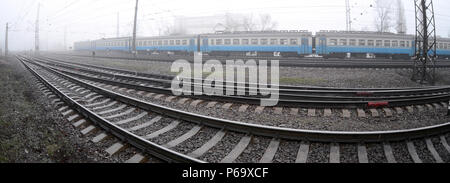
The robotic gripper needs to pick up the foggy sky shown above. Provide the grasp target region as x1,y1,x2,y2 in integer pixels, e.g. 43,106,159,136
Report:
1,0,450,52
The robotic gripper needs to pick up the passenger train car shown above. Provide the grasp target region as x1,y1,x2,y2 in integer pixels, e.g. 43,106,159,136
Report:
74,30,450,59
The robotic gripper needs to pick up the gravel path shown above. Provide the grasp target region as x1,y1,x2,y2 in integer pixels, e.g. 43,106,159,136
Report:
340,144,358,163
391,142,414,163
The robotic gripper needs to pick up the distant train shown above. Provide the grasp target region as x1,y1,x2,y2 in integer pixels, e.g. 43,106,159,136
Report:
74,30,450,59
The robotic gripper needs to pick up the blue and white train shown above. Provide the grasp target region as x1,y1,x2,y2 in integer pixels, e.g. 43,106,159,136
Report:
74,30,450,59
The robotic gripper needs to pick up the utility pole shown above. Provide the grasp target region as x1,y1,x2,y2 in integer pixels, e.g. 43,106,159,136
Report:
5,23,8,57
345,0,351,31
64,26,67,51
35,3,40,54
117,12,120,38
132,0,139,57
412,0,436,84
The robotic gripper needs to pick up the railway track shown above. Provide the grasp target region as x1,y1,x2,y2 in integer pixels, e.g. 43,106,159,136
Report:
19,56,450,163
28,55,450,110
49,52,450,69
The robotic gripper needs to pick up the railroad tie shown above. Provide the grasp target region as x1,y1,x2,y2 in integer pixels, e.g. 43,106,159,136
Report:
259,138,280,163
125,153,147,163
239,105,249,112
342,109,350,118
105,142,127,156
295,142,310,163
432,103,441,109
290,108,299,115
92,132,109,143
154,94,165,99
406,141,422,163
425,139,443,163
395,107,403,115
383,108,393,117
222,103,233,110
416,105,424,112
329,143,340,163
165,96,177,102
163,125,202,149
177,98,190,105
72,119,87,128
255,106,265,114
190,100,204,107
80,125,97,136
383,143,397,163
143,120,180,139
370,109,379,117
425,104,434,111
307,109,316,117
188,130,226,158
128,116,162,132
324,109,332,117
274,107,283,115
136,91,146,95
440,136,450,154
357,109,366,118
220,135,252,163
206,102,218,108
145,93,156,98
357,144,369,163
406,106,414,113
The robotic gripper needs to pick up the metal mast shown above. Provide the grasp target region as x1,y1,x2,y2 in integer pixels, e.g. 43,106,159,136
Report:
412,0,436,84
5,23,9,57
132,0,138,56
35,3,40,54
117,12,120,37
345,0,351,31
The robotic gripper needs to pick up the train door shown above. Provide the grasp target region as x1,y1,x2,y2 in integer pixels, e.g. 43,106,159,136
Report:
202,38,209,52
301,38,309,54
318,38,327,55
189,38,196,52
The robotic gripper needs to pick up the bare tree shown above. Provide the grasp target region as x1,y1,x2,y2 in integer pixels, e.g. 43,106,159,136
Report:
259,14,277,31
242,14,257,31
395,0,407,34
374,0,393,32
223,13,241,32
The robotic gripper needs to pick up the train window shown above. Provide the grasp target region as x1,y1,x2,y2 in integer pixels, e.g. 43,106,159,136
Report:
349,39,356,46
329,39,337,46
392,41,398,47
210,39,214,45
358,39,366,46
144,41,148,46
233,39,240,45
400,41,405,47
153,41,156,45
251,39,259,45
339,39,347,46
176,40,181,45
368,40,374,46
290,39,298,45
170,40,175,45
216,39,223,45
406,41,410,47
158,40,162,45
242,39,249,45
445,43,448,49
376,40,382,47
261,39,268,45
224,39,231,45
270,39,278,45
182,40,187,45
384,40,390,47
164,40,168,45
439,43,444,49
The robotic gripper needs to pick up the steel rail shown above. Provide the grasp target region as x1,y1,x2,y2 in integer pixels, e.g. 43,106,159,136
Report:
19,56,205,163
22,56,450,143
